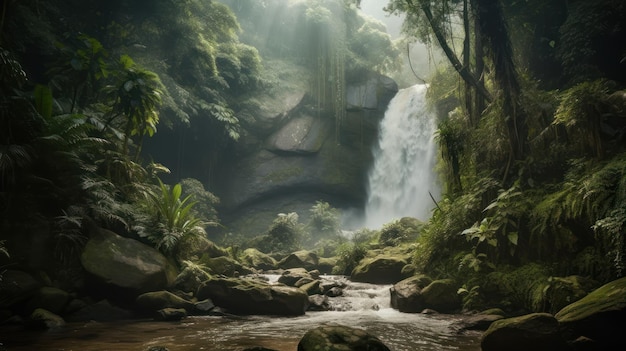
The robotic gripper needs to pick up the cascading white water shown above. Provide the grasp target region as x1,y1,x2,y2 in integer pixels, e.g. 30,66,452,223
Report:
364,84,440,229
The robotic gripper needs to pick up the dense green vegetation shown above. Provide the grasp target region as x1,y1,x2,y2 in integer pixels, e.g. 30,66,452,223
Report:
384,0,626,311
0,0,399,287
1,0,625,317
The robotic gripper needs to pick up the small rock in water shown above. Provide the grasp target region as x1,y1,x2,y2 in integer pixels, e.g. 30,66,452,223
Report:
147,346,169,351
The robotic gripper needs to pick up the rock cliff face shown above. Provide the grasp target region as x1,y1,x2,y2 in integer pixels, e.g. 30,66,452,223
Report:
215,73,398,236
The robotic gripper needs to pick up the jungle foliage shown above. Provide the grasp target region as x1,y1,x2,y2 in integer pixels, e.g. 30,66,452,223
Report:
2,0,626,316
384,0,626,313
0,1,231,279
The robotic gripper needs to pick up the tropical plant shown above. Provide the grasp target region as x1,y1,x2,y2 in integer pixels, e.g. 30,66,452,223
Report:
332,241,367,275
1,48,36,196
265,212,304,254
378,218,423,247
413,176,500,272
180,178,220,225
52,208,88,266
556,0,626,84
136,179,206,259
461,184,528,262
108,55,163,160
553,79,613,159
306,201,341,240
48,33,110,112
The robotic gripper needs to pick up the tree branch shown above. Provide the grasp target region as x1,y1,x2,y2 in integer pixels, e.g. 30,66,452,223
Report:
405,0,493,103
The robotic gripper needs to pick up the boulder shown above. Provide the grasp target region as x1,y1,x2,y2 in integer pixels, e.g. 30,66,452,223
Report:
320,279,345,296
25,286,69,315
278,250,320,271
450,313,504,333
240,248,278,271
350,256,407,284
172,264,212,293
297,324,391,351
278,268,313,286
266,114,327,154
196,276,308,316
80,228,177,295
0,270,41,309
26,308,65,330
307,294,331,311
65,299,133,322
481,313,569,351
421,279,461,313
299,280,322,296
555,276,626,350
154,308,186,321
193,299,216,315
135,290,194,314
198,255,253,276
346,74,398,111
390,275,432,312
317,257,337,274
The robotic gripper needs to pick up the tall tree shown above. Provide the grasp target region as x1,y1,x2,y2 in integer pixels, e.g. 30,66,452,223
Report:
404,0,492,104
474,0,527,165
388,0,528,177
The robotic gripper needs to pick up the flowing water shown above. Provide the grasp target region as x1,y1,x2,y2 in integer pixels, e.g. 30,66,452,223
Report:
0,275,481,351
364,84,440,229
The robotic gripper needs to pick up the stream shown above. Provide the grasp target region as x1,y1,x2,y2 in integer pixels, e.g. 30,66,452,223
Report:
0,275,482,351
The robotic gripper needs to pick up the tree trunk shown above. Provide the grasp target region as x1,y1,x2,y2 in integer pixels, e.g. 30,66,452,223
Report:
406,0,493,103
472,0,485,122
474,0,528,163
462,0,474,125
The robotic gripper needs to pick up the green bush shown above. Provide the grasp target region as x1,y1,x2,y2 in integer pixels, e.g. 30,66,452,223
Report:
378,217,424,247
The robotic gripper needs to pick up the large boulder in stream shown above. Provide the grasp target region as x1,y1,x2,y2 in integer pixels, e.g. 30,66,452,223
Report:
390,275,433,312
350,256,407,284
135,290,194,315
196,276,309,316
390,276,460,313
80,228,177,297
298,324,391,351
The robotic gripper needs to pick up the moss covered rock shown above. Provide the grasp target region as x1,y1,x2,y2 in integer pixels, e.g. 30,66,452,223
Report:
297,324,391,351
481,313,569,351
278,250,320,271
390,274,432,313
555,276,626,350
421,279,461,313
135,290,194,314
196,276,308,316
80,228,177,295
350,256,407,284
241,248,278,271
198,255,253,276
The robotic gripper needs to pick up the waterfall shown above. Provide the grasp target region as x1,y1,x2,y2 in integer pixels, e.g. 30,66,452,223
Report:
364,84,439,229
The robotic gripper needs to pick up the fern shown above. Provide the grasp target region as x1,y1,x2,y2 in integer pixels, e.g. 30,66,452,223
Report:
553,79,612,158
